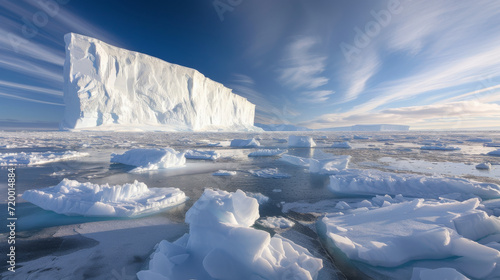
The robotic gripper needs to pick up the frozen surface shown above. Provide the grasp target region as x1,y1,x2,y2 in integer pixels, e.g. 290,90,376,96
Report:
111,148,185,172
249,168,291,178
257,216,295,229
0,151,88,166
248,148,286,157
411,267,469,280
212,170,237,176
331,142,352,149
317,198,500,279
22,179,187,217
185,149,220,160
420,144,461,151
137,189,323,280
288,135,316,148
230,138,260,147
61,33,258,131
328,169,500,199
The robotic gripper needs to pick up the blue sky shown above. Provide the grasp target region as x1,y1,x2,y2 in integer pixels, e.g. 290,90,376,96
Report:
1,0,500,130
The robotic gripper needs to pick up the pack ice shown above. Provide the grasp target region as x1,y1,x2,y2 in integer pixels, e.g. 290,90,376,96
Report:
137,189,323,280
111,148,185,172
22,179,187,217
61,33,259,132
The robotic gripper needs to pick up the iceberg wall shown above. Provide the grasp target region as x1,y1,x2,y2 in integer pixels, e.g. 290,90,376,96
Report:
61,33,258,131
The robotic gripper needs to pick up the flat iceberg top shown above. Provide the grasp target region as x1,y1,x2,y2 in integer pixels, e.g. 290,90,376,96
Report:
22,179,187,217
0,151,89,166
62,33,260,132
137,189,323,280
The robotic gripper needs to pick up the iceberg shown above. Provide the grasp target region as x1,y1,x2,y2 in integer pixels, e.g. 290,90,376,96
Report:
0,151,89,166
111,148,185,172
328,169,500,199
61,33,259,132
317,198,500,279
280,154,350,175
331,141,352,149
288,135,316,148
22,179,187,217
487,149,500,156
137,189,323,280
184,150,220,160
248,148,286,157
477,162,492,170
249,168,291,178
257,216,295,229
230,138,260,147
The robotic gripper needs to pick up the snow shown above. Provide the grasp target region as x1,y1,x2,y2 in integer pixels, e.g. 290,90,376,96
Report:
411,267,469,280
0,151,88,166
420,144,461,151
280,154,350,175
22,179,187,217
288,135,316,148
61,33,259,132
317,198,500,279
212,170,237,176
257,216,295,229
248,148,286,157
230,138,261,147
137,189,323,280
111,148,185,172
328,169,500,199
331,142,352,149
487,149,500,156
249,168,291,178
477,162,492,170
184,149,220,160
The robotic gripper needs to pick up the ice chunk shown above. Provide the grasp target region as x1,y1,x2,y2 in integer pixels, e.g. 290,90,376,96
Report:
22,179,187,217
411,267,469,280
328,169,500,199
249,168,291,178
111,148,185,172
245,191,270,204
138,189,322,280
281,154,350,175
331,141,352,149
212,170,237,176
248,148,286,157
476,162,492,170
317,198,500,279
487,149,500,156
230,138,260,147
280,154,311,167
288,135,316,148
420,144,461,151
257,216,295,229
61,33,259,132
0,151,89,166
184,149,220,160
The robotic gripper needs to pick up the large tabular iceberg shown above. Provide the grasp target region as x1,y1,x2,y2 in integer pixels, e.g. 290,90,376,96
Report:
61,33,259,131
22,179,187,217
137,189,323,280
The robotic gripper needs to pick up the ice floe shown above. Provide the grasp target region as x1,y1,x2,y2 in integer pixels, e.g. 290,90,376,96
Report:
248,148,286,157
230,138,261,147
257,216,295,229
328,169,500,199
288,135,316,148
185,149,220,160
420,144,461,151
137,189,323,280
281,154,350,175
0,151,89,166
487,149,500,156
212,170,237,176
331,142,352,149
111,148,185,172
249,168,291,178
22,179,187,217
477,162,492,170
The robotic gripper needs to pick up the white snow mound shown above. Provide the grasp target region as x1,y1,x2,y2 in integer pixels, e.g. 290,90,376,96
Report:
22,179,187,217
111,148,185,172
137,189,323,280
61,33,259,132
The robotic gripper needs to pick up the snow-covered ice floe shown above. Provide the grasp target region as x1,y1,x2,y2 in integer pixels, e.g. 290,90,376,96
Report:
288,135,316,148
111,148,185,172
488,149,500,156
248,148,286,157
317,198,500,279
477,162,492,170
230,138,260,147
328,169,500,199
185,149,220,160
331,141,352,149
257,216,295,230
0,151,89,166
420,143,461,151
249,168,291,178
22,179,187,217
281,154,351,175
212,170,237,176
137,189,323,280
245,191,270,204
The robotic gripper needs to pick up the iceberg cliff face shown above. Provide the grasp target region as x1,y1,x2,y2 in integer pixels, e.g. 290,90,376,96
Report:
61,33,259,131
